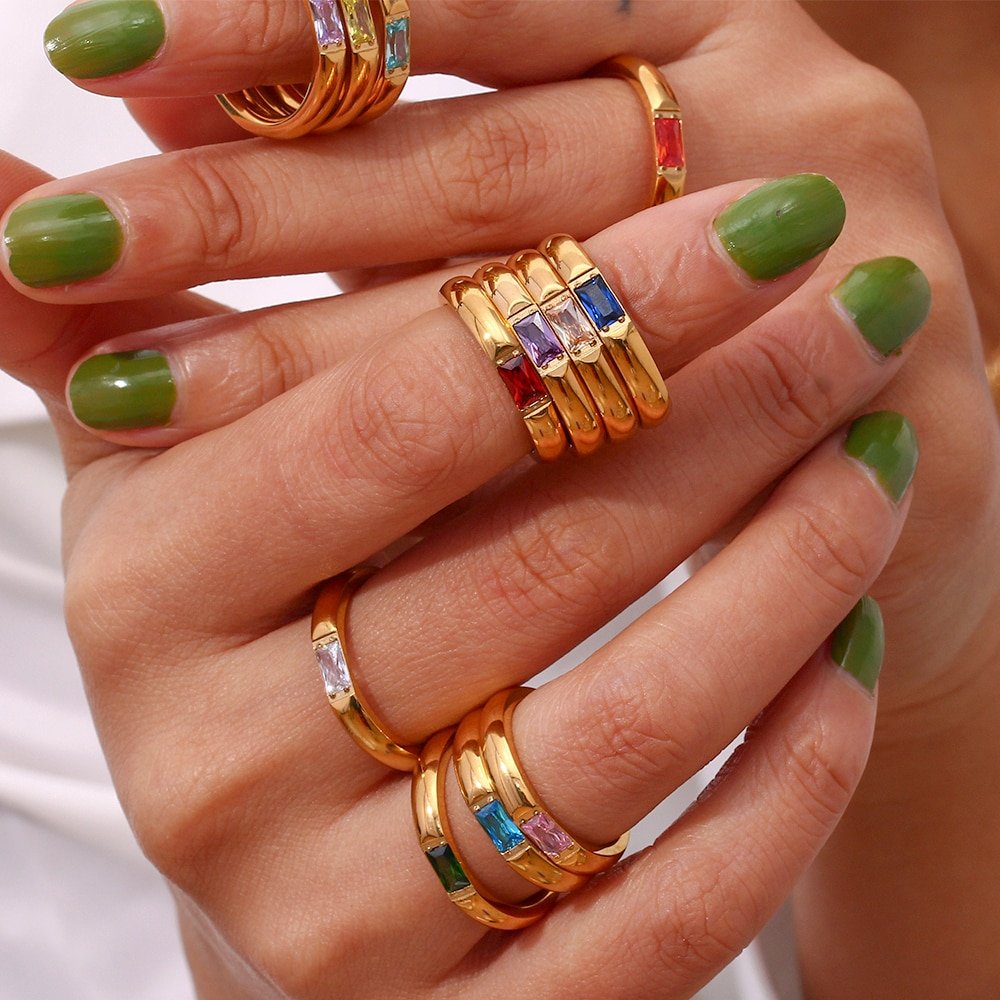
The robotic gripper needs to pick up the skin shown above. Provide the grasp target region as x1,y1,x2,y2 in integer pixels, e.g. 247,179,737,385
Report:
2,1,999,996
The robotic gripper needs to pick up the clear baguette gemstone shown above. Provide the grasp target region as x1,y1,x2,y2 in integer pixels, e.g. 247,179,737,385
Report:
315,638,351,697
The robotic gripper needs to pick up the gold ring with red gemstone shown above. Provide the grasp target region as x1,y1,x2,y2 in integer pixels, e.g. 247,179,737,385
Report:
591,55,686,206
441,235,669,461
217,0,411,139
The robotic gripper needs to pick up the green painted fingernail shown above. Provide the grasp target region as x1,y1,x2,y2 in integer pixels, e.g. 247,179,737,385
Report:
44,0,165,79
844,410,919,502
4,195,123,288
832,257,931,356
69,350,175,429
713,173,846,281
831,595,884,693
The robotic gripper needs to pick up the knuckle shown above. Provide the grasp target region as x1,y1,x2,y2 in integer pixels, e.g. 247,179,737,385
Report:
419,102,550,240
781,497,876,608
572,664,694,796
329,350,471,502
714,328,838,457
475,496,632,628
170,151,259,272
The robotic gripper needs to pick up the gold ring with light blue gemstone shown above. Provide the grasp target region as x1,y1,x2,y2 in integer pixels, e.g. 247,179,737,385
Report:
311,566,418,771
413,728,556,930
218,0,411,139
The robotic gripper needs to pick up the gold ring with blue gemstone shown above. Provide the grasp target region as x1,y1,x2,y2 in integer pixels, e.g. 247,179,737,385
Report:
541,235,670,428
218,0,411,139
413,729,556,930
311,566,419,771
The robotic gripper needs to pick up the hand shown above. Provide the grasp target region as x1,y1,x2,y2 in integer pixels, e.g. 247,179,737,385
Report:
0,137,921,995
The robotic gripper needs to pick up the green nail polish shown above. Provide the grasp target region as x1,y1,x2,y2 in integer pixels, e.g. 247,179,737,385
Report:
69,350,175,430
4,195,123,288
832,257,931,356
713,173,846,281
44,0,165,79
831,595,884,693
844,410,919,503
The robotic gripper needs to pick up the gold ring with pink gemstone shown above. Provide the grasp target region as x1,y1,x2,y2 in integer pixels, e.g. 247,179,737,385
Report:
218,0,411,139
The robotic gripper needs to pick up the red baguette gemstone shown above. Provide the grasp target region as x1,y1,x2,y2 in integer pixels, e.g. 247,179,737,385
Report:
498,354,547,410
654,117,685,170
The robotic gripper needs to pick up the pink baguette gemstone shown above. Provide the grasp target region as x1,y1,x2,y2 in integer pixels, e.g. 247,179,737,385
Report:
522,812,573,858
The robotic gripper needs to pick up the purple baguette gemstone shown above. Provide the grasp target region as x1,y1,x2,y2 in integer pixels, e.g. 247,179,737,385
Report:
513,311,565,370
522,812,574,858
309,0,346,47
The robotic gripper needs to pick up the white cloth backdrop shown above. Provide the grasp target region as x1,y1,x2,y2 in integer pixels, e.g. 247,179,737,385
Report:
0,3,790,996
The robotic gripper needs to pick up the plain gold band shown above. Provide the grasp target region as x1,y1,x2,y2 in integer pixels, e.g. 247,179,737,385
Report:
311,566,418,771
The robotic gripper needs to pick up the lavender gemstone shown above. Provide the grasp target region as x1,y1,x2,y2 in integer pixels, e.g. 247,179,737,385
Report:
309,0,346,47
315,638,351,698
513,311,565,370
522,812,574,858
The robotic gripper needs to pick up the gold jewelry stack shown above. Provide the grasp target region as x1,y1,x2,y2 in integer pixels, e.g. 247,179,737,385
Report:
218,0,411,139
442,235,670,462
310,571,631,930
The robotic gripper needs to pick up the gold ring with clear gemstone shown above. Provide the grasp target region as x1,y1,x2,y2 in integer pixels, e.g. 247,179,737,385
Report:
217,0,411,139
413,729,555,930
311,565,418,771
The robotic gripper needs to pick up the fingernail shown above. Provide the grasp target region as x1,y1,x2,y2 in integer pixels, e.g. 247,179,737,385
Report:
713,173,846,281
832,256,931,356
830,595,884,693
44,0,165,79
69,350,175,429
844,410,919,503
4,195,123,288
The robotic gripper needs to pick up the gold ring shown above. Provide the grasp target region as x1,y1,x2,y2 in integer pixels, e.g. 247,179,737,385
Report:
441,276,569,462
453,706,589,893
478,688,630,876
541,234,670,428
592,55,685,206
311,566,418,771
218,0,410,139
413,729,556,930
986,343,1000,413
475,262,606,457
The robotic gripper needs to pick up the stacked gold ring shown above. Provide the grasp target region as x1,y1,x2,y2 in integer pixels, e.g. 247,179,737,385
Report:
441,234,669,461
218,0,411,139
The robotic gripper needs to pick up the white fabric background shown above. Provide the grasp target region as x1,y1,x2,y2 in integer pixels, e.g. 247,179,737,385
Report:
0,3,791,997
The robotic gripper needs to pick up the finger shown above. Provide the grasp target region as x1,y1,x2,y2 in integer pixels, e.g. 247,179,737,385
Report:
0,79,654,302
0,150,227,468
43,0,715,97
60,176,834,443
486,644,880,1000
61,174,853,639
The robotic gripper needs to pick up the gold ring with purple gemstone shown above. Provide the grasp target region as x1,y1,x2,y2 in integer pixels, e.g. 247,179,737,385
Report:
413,729,556,930
311,566,418,771
591,55,686,206
477,687,630,876
218,0,411,139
